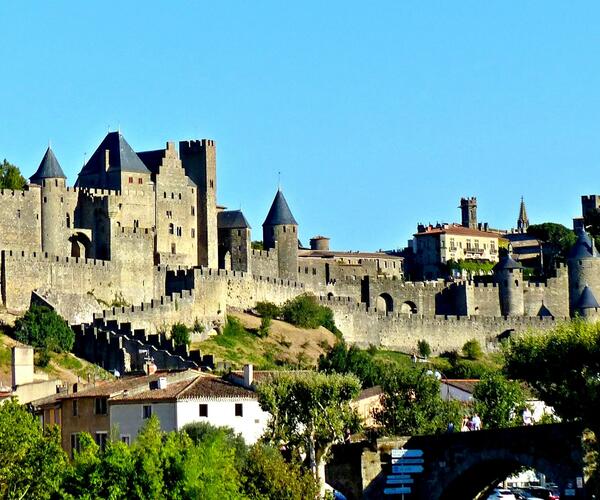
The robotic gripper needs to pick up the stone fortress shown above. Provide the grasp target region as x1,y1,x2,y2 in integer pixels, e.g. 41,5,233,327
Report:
1,131,598,372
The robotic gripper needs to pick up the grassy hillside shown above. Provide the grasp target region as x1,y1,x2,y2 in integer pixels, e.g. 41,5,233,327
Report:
193,311,337,370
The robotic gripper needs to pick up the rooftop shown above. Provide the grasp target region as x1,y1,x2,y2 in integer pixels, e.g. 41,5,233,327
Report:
263,190,298,226
218,210,251,230
30,147,67,183
414,224,500,238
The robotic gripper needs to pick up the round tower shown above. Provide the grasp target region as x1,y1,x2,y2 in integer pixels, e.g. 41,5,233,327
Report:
494,252,524,316
262,189,298,280
567,229,600,317
30,147,68,256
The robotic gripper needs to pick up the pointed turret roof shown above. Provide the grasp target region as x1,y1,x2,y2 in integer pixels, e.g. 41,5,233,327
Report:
78,131,150,177
494,252,522,271
218,210,251,229
577,285,600,309
263,190,298,226
30,147,66,183
568,228,599,260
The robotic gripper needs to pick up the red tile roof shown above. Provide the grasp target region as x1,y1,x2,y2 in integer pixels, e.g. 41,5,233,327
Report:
414,224,500,238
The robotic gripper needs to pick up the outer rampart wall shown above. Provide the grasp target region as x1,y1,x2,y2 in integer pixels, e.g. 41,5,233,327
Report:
250,249,278,278
0,188,42,253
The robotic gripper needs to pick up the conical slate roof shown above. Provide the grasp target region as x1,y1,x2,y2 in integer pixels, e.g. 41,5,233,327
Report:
218,210,251,229
494,252,522,271
78,132,150,177
518,197,528,224
576,285,600,309
263,190,298,226
568,229,599,260
30,147,66,183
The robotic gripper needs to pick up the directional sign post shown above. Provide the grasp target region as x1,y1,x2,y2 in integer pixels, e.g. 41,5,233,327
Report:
392,458,424,465
386,449,425,497
391,449,423,459
392,465,424,474
384,486,411,495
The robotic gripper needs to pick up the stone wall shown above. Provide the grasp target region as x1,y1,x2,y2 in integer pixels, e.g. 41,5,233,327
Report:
250,248,279,278
0,188,42,253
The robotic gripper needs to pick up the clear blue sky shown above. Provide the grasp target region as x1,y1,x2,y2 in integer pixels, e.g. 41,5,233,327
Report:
1,2,598,250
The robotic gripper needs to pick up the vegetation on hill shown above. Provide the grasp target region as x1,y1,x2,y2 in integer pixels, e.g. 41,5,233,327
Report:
0,400,319,499
193,313,335,370
0,159,26,190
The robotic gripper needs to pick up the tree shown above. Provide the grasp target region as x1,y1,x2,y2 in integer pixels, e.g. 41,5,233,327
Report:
0,159,26,190
281,294,340,335
241,443,320,500
375,366,461,436
462,339,483,360
473,372,526,429
504,320,600,434
13,305,74,353
257,372,361,491
417,339,431,358
170,322,191,348
527,222,576,262
255,301,281,319
318,340,382,388
0,399,68,499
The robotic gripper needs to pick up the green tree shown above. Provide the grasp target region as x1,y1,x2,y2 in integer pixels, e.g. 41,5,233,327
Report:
462,339,483,360
255,301,281,319
0,399,68,499
241,443,320,500
170,322,191,348
281,294,340,335
417,339,431,358
257,372,361,491
0,159,26,190
473,372,526,429
375,366,461,436
258,316,271,338
182,421,247,469
527,222,576,262
13,305,74,354
318,340,382,388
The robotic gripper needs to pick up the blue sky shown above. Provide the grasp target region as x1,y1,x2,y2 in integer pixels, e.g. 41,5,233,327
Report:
1,2,598,250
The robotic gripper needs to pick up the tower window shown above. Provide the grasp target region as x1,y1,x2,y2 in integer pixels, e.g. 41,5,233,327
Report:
191,228,195,238
209,180,214,189
169,223,174,235
178,193,182,200
129,177,133,184
171,243,176,254
66,214,71,228
283,226,286,233
191,206,195,216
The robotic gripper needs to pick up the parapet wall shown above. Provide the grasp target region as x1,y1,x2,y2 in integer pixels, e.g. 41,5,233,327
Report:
251,248,278,278
0,188,42,253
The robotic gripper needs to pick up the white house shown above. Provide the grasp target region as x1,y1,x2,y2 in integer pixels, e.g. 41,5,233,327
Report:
109,373,270,445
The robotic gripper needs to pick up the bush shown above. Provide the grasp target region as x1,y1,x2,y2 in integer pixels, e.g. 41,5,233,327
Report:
257,316,271,338
255,301,281,319
417,339,431,358
223,316,247,337
13,305,74,353
170,323,190,347
192,318,204,333
281,294,340,336
462,339,483,360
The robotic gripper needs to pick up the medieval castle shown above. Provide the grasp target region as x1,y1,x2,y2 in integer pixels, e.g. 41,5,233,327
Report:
0,131,598,372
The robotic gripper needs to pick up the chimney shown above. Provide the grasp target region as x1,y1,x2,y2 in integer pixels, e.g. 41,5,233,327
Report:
243,364,254,388
158,377,167,390
11,346,34,388
144,361,157,376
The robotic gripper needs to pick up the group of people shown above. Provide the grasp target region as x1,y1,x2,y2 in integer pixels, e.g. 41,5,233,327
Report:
460,414,482,432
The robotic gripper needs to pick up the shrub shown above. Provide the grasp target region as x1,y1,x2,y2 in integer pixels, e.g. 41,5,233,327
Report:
255,301,281,319
170,323,190,347
257,316,271,338
440,350,460,365
192,318,204,333
223,316,247,337
417,339,431,359
13,305,74,353
281,294,340,335
462,339,483,360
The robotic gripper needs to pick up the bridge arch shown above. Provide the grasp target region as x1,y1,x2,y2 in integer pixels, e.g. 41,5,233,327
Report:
376,293,393,313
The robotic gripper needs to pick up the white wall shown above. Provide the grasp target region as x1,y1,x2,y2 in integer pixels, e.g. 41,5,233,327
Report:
176,398,270,444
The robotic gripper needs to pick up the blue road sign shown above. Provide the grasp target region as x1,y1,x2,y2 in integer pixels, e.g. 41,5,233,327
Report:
387,478,414,485
392,465,424,474
384,486,411,495
392,458,425,465
391,449,423,459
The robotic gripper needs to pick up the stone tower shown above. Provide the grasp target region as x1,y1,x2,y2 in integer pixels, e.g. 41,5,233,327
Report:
30,147,68,256
494,252,524,316
263,189,298,280
460,197,477,229
217,210,252,273
574,285,600,320
567,229,600,317
180,140,218,269
517,197,529,233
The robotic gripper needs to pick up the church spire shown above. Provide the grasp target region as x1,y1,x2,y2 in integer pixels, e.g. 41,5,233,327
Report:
517,196,529,233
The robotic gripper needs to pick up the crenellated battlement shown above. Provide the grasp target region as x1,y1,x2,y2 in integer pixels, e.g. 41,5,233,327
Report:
179,139,216,154
0,188,39,198
2,249,111,268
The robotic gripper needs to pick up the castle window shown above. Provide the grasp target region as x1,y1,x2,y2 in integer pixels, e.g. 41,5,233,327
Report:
283,226,286,233
178,193,181,200
60,197,64,203
191,228,195,238
166,211,173,219
66,214,71,228
55,179,58,187
169,223,174,235
191,206,195,216
134,220,139,228
129,177,133,184
177,227,182,237
16,209,20,218
138,178,143,184
171,243,176,254
209,180,214,189
43,197,47,203
164,192,167,198
237,230,241,236
171,193,174,199
293,227,296,233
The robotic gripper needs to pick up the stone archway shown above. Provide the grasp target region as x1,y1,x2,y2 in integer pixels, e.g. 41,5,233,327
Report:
376,293,394,313
69,232,92,259
400,300,418,315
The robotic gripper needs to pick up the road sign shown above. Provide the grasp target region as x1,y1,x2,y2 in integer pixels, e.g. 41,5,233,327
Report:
391,449,423,458
387,477,414,485
392,465,424,474
387,475,412,481
392,457,424,465
384,487,411,495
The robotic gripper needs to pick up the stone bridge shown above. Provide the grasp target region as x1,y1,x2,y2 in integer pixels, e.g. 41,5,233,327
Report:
328,423,588,499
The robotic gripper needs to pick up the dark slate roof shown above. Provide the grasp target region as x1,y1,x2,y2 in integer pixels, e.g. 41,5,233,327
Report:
30,147,66,183
568,229,598,260
79,132,150,176
137,149,165,175
577,285,600,309
263,190,298,226
494,253,522,271
218,210,251,229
